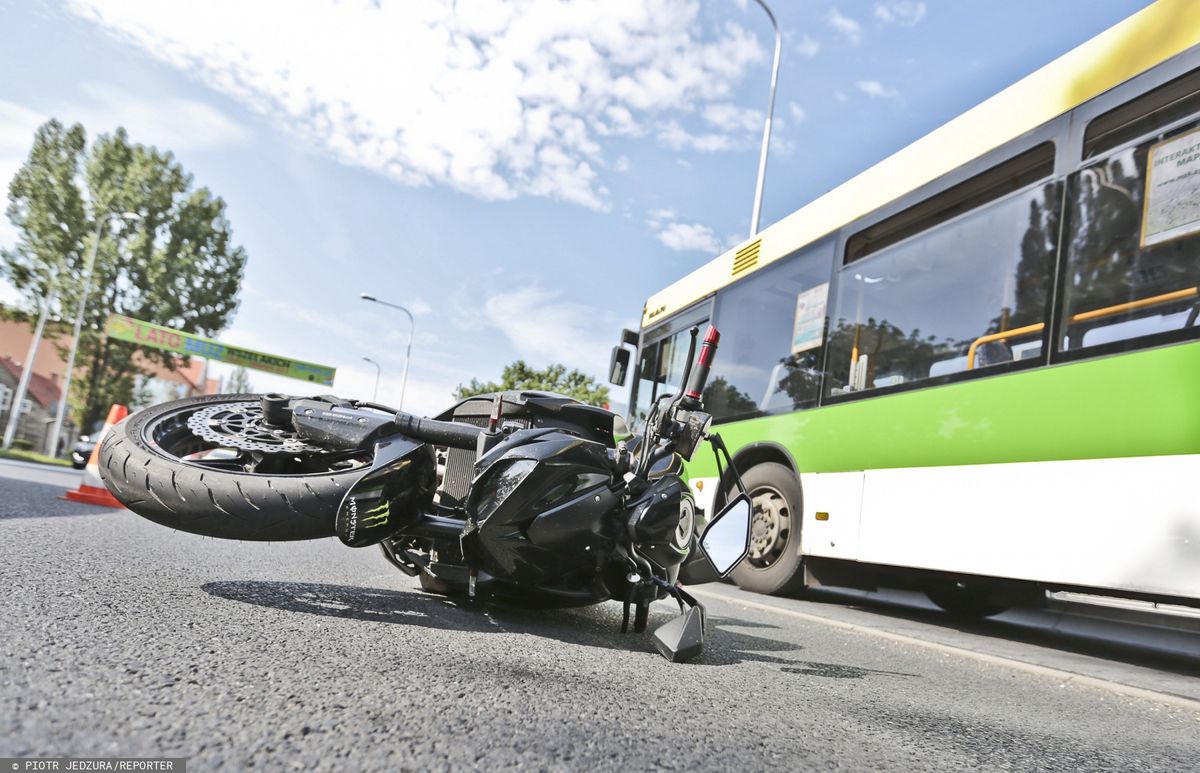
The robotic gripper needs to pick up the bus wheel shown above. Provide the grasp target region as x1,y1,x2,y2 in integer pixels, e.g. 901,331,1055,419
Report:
728,462,806,595
925,584,1008,617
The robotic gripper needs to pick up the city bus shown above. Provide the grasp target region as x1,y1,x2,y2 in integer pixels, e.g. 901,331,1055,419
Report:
610,0,1200,615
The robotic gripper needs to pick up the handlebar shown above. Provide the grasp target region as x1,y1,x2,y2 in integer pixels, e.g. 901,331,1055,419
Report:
684,325,720,404
393,412,483,450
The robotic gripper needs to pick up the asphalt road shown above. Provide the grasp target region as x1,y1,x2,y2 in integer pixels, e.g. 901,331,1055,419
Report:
3,470,1199,771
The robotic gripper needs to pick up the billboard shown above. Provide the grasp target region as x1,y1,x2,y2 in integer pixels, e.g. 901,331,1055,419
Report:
105,314,336,386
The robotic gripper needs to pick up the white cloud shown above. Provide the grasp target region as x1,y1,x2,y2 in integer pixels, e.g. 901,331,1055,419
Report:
826,8,862,45
70,82,251,152
646,208,719,254
482,286,612,373
794,34,820,58
788,102,807,123
658,121,735,152
874,1,927,26
67,0,764,211
656,222,721,254
857,80,900,99
702,103,764,133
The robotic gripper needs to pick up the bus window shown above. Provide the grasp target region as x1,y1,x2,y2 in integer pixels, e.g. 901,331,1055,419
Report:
825,180,1061,397
707,241,835,422
1059,122,1200,354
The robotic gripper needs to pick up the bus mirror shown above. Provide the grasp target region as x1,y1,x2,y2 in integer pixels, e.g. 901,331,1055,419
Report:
621,328,639,347
609,346,631,386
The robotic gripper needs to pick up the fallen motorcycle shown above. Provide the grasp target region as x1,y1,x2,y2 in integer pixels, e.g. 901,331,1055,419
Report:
98,325,751,661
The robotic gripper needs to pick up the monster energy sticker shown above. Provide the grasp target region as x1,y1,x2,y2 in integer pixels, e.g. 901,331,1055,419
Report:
1142,127,1200,248
361,501,391,529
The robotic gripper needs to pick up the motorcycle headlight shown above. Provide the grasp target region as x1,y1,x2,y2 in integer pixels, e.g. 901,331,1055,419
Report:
471,459,538,522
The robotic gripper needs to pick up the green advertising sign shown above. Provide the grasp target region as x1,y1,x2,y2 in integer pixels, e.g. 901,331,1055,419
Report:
105,314,336,386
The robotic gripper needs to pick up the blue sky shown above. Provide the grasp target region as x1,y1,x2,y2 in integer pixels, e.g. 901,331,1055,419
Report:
0,0,1152,415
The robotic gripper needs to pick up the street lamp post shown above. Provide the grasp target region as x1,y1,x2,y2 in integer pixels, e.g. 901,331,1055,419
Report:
360,294,414,411
362,356,381,401
748,0,781,238
47,212,139,453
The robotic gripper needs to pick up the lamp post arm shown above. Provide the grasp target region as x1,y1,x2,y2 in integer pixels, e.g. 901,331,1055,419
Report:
361,295,415,411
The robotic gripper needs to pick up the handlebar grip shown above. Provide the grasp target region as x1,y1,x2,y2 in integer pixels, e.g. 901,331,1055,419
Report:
684,325,720,402
393,412,483,450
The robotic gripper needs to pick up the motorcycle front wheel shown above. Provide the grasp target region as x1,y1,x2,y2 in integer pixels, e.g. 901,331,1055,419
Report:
99,394,373,541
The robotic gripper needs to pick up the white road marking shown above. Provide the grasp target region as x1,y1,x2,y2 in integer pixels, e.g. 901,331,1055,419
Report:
691,586,1200,712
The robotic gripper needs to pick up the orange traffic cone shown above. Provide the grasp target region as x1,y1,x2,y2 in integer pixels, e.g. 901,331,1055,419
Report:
63,404,128,508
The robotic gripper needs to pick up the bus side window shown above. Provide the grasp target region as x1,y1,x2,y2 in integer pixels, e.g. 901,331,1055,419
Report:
825,178,1060,397
1059,108,1200,354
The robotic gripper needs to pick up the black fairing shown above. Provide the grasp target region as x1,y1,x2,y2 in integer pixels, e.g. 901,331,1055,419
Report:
626,476,693,581
463,428,621,594
336,436,437,547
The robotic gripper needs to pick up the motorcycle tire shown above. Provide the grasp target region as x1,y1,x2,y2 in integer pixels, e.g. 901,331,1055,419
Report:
99,394,366,541
727,462,807,596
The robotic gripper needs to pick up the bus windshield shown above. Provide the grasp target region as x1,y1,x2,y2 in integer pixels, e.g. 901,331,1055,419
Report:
631,316,706,430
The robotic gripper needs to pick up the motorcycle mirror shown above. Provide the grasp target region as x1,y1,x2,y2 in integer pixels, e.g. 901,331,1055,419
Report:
609,346,631,386
700,494,752,577
652,605,705,663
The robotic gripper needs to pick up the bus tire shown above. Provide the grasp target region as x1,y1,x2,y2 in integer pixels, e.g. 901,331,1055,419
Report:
728,462,806,596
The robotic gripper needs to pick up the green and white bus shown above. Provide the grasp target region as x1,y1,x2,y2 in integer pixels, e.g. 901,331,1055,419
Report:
611,0,1200,614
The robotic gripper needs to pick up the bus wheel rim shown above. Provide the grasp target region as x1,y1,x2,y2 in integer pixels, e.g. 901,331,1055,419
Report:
747,484,790,569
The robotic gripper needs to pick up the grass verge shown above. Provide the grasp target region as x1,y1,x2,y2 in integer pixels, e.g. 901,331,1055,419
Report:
0,449,74,467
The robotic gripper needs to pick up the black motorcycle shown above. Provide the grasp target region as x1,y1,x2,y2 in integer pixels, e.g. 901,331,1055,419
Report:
98,325,752,661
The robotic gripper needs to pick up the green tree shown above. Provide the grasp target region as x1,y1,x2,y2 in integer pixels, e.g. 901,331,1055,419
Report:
2,121,247,429
701,376,759,420
225,366,253,394
454,360,610,406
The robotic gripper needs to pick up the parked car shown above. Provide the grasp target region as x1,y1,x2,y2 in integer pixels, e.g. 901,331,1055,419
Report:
70,435,96,469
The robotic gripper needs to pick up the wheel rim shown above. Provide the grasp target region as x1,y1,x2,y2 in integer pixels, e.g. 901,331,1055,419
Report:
142,398,372,476
746,484,791,569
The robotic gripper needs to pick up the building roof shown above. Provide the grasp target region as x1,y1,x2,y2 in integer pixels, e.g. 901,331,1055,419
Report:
0,355,62,409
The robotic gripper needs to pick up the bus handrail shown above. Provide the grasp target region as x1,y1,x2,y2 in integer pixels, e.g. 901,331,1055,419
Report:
965,286,1200,369
965,323,1045,370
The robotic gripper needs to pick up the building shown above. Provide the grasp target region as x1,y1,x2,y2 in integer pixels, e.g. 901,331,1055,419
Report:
0,307,218,455
0,354,70,454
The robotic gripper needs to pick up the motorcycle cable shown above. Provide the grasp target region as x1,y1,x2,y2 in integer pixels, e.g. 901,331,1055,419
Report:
707,431,749,500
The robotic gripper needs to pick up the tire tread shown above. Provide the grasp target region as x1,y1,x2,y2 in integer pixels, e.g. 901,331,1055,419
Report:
98,394,360,541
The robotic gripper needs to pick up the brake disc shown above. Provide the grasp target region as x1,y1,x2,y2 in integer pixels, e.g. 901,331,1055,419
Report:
186,401,327,454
